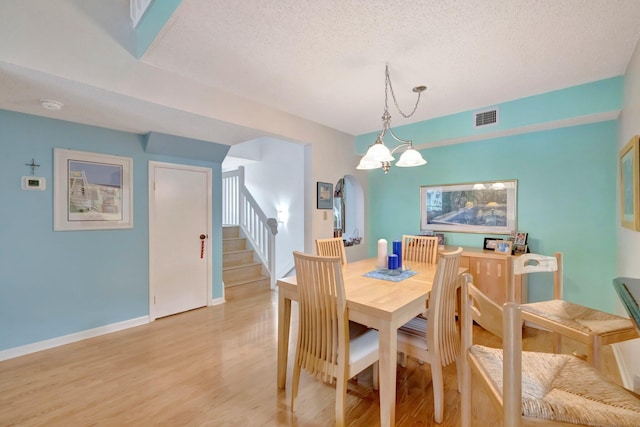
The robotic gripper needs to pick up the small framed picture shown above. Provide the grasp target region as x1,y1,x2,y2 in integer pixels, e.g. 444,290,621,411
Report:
483,237,501,250
514,244,528,255
514,232,528,246
316,182,333,209
435,233,445,246
494,240,513,255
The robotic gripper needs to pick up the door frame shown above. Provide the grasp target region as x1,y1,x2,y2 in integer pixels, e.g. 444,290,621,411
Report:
148,161,213,321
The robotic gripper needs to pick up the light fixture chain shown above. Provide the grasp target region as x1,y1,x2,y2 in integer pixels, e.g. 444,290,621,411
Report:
385,65,422,118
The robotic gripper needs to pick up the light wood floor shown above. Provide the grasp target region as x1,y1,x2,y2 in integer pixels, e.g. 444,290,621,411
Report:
0,290,623,426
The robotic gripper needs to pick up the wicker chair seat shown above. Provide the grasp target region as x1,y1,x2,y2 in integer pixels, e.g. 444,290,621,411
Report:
470,344,640,427
522,299,635,335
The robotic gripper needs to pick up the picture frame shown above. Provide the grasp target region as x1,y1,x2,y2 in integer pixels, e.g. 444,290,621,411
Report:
435,233,445,247
54,148,133,231
420,180,517,234
514,232,528,245
483,237,501,250
619,135,640,231
514,244,528,255
316,181,333,210
494,240,513,255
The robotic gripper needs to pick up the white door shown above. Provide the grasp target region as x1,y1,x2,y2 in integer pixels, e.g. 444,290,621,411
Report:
149,162,211,319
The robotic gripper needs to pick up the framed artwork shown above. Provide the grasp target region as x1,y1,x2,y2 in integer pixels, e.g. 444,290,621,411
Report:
316,181,333,209
494,240,513,255
54,148,133,231
619,135,640,231
420,180,517,234
483,237,501,250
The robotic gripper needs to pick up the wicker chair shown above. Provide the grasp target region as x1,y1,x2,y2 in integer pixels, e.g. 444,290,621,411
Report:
508,252,638,369
461,280,640,427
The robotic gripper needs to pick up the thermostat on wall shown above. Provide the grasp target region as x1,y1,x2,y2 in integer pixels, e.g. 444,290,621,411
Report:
21,176,46,191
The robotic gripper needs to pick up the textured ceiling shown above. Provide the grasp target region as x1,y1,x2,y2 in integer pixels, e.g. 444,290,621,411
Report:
1,0,640,144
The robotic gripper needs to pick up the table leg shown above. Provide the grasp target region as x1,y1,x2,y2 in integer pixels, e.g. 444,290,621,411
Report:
378,322,397,427
277,292,292,389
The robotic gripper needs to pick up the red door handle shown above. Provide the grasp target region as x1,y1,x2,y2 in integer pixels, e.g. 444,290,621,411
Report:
199,234,207,259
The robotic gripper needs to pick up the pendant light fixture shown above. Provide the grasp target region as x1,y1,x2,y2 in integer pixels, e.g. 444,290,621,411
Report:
357,65,427,173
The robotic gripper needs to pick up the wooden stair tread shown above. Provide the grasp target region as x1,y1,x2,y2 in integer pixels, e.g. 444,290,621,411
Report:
225,275,270,287
223,261,262,271
223,249,253,255
221,227,270,300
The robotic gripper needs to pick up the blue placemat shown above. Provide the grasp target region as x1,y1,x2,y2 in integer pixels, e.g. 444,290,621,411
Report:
363,269,417,282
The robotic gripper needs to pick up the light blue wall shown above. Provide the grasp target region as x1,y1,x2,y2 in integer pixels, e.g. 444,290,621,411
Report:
358,77,623,313
0,110,225,351
364,121,618,312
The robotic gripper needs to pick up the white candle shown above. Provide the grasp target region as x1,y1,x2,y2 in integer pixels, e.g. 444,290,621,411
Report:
377,239,388,269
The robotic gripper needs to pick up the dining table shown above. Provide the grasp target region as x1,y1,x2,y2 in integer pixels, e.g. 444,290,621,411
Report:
276,256,467,427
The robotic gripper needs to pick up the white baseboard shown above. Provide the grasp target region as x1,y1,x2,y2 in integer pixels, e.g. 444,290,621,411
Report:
209,296,225,306
0,316,149,362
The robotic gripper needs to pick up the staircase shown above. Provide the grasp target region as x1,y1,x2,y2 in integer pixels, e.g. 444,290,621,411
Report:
223,225,271,300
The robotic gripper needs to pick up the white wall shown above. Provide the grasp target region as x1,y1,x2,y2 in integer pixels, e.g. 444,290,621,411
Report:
615,37,640,390
241,137,304,278
306,135,369,262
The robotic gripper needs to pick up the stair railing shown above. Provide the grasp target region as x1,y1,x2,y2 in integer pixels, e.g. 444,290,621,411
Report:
222,166,278,287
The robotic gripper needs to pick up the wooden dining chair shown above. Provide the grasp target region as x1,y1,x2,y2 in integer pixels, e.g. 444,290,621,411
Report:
290,251,379,426
507,252,638,369
315,237,347,265
461,280,640,427
396,247,467,424
401,234,439,264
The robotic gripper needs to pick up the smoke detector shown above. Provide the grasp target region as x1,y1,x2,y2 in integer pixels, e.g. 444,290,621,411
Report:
40,99,64,110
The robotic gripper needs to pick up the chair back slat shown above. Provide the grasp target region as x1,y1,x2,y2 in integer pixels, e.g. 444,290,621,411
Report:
508,252,563,301
513,253,558,275
315,237,347,265
427,247,463,366
293,251,347,383
402,235,439,264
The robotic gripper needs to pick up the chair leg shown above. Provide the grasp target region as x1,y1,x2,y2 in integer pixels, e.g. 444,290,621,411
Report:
461,357,472,427
336,374,347,427
399,351,407,368
372,362,379,390
591,335,602,370
290,361,302,412
431,364,444,423
455,356,462,393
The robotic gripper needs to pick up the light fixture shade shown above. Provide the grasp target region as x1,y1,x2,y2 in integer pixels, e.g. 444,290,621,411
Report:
364,141,394,162
356,155,382,170
396,147,426,167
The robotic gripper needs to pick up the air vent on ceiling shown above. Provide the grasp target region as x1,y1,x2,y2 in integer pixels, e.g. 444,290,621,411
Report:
474,108,498,127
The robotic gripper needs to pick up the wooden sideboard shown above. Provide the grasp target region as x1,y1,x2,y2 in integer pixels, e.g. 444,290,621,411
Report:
444,246,527,305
